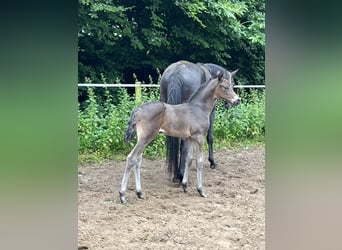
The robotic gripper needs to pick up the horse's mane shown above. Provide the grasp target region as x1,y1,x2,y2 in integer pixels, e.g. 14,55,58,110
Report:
187,77,216,102
204,63,228,78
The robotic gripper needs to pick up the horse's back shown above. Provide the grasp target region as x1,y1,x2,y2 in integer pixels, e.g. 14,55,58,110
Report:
160,61,194,87
160,60,209,103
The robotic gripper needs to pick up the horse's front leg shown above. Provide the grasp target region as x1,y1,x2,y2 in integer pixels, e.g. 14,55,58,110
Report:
195,138,206,197
196,153,206,197
207,109,217,169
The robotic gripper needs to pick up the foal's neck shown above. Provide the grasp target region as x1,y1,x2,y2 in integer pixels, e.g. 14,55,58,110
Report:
189,81,217,114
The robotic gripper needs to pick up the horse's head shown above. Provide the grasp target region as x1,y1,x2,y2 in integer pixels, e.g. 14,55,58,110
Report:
215,71,241,107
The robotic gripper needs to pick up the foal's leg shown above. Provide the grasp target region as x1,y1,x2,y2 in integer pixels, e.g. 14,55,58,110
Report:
196,153,206,197
182,140,193,193
119,139,149,204
195,137,206,197
119,150,137,204
134,154,144,199
207,109,217,169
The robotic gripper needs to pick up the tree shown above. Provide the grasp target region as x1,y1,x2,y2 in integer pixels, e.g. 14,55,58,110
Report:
78,0,265,86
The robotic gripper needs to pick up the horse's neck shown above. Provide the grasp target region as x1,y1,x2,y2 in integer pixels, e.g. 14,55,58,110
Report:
197,63,212,82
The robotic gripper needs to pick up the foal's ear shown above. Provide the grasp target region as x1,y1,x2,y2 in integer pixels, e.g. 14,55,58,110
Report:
217,71,223,81
231,69,239,76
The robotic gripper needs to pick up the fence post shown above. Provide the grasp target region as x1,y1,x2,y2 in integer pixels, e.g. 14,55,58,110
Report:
135,81,142,104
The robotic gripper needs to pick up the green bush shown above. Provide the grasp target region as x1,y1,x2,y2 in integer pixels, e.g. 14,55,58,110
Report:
213,89,265,148
78,82,265,162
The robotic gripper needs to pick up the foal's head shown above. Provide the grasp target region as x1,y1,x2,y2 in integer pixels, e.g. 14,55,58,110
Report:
214,71,241,107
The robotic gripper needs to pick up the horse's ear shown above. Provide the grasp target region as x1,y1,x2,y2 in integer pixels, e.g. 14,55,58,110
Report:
231,69,239,76
217,71,223,81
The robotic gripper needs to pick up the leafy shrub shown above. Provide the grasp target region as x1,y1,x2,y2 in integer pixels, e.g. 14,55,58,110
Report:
213,89,265,147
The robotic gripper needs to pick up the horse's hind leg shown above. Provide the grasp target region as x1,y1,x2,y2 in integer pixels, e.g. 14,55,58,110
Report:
207,110,217,169
178,138,188,182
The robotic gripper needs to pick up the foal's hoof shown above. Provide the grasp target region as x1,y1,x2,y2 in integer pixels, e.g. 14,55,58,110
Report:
197,188,207,198
136,191,144,199
210,162,217,169
119,191,127,205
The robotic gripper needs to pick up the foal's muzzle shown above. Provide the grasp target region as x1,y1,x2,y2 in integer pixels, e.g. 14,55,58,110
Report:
233,98,241,106
225,98,240,109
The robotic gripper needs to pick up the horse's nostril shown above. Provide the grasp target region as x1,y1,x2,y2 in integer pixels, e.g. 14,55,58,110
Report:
235,98,241,105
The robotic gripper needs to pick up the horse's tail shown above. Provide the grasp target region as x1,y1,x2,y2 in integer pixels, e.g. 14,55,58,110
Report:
165,75,183,181
124,108,137,143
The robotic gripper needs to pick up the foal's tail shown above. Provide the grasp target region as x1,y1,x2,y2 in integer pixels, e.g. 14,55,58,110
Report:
124,109,137,143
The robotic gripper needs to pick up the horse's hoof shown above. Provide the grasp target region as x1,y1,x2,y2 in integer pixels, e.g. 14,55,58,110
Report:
119,191,127,204
197,188,207,197
210,162,217,169
172,175,183,183
182,183,188,193
136,191,144,199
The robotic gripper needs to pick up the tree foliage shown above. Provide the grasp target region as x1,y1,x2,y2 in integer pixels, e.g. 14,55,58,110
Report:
79,0,264,85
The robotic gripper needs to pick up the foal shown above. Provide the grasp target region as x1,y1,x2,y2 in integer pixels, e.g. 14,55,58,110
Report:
119,72,240,204
160,60,239,181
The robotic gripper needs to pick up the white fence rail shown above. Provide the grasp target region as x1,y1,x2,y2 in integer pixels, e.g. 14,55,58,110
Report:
78,83,265,88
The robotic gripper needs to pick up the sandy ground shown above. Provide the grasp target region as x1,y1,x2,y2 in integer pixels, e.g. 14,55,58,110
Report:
78,145,265,249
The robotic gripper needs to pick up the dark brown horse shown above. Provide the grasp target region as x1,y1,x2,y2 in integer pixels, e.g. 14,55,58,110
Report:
119,72,240,204
160,60,239,181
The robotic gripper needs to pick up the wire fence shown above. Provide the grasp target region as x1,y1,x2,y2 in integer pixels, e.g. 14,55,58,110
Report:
78,83,265,88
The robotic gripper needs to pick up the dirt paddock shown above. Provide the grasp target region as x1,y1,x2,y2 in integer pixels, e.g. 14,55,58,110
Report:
78,145,265,249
